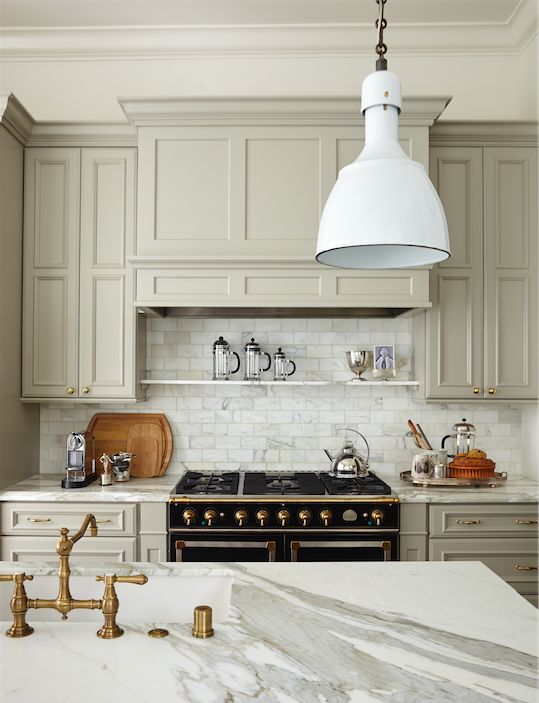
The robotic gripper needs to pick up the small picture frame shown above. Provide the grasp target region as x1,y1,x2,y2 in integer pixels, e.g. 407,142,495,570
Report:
372,344,396,379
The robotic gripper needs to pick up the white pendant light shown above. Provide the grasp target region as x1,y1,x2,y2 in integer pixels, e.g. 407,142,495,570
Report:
316,0,450,269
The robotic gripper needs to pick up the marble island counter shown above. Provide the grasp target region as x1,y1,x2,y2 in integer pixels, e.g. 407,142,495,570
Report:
0,473,537,504
0,560,537,702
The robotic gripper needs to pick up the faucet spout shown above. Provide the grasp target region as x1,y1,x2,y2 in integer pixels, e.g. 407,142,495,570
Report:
71,514,98,544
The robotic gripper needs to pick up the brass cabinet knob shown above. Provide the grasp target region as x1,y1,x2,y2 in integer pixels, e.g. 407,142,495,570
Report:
255,509,270,527
298,509,312,527
488,387,497,396
277,509,290,527
82,386,90,395
319,509,332,527
203,509,218,526
371,508,384,526
182,508,197,526
234,509,249,527
67,387,75,395
472,387,481,395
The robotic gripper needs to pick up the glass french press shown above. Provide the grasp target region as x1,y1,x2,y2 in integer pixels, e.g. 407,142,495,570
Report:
243,338,271,381
212,336,240,380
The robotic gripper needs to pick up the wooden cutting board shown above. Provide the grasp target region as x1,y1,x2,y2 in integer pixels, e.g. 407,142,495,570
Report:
86,413,172,477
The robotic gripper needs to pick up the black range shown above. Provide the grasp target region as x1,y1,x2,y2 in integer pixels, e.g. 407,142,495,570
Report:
168,470,399,563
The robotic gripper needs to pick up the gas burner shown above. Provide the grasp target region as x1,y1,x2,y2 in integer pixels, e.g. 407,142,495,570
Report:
174,471,239,496
243,472,325,495
319,472,392,496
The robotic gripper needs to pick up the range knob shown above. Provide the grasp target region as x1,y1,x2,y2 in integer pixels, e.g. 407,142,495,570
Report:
182,508,197,526
234,509,249,527
256,509,270,527
371,508,384,527
277,509,291,527
203,509,218,527
319,509,333,527
298,509,312,527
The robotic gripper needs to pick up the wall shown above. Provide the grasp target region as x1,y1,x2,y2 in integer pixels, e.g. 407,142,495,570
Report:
0,124,40,488
39,316,524,478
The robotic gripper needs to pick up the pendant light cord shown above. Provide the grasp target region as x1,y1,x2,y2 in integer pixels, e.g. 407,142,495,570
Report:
375,0,388,71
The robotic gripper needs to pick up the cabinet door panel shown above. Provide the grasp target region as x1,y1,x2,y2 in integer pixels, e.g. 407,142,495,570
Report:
426,147,483,398
79,149,137,398
484,147,538,399
0,536,136,563
22,148,79,397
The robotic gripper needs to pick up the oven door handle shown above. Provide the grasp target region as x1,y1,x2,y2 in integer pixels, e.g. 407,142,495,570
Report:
175,540,276,562
290,540,392,562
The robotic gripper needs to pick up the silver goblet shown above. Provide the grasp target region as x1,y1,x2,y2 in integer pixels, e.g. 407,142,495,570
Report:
345,350,373,381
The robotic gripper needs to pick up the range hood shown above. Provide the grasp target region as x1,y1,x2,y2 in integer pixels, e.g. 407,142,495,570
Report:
134,261,431,319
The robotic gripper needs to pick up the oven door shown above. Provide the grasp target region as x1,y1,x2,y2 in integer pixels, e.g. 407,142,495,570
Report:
285,533,398,562
168,532,285,562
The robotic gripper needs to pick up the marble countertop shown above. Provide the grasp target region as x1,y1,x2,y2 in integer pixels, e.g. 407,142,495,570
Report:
0,560,537,702
0,473,537,504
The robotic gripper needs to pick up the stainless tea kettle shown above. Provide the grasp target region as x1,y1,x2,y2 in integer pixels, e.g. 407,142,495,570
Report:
324,428,370,478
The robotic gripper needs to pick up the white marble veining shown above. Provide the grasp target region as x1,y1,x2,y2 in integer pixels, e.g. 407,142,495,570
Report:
0,560,537,702
0,472,537,504
39,316,526,477
0,474,177,502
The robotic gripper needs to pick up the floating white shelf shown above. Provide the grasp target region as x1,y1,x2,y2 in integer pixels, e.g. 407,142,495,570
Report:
141,379,419,387
140,379,329,386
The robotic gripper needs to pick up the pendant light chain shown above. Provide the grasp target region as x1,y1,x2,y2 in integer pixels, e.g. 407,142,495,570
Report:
375,0,388,71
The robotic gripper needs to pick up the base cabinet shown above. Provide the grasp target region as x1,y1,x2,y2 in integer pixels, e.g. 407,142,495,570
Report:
0,536,137,563
139,503,167,561
399,503,428,561
428,503,538,604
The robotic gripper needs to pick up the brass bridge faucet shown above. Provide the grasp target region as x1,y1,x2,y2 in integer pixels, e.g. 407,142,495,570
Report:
1,513,147,638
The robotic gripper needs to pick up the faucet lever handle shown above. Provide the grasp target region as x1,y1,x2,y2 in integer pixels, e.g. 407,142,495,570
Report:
0,573,34,582
96,574,148,586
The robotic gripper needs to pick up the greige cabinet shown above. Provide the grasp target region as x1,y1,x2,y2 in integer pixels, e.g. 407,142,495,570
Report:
138,503,167,561
399,503,428,561
0,501,138,563
428,503,538,605
22,147,141,401
425,144,538,400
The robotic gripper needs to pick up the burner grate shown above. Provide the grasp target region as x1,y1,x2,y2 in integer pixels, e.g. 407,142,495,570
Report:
243,472,325,495
319,472,392,496
174,471,239,495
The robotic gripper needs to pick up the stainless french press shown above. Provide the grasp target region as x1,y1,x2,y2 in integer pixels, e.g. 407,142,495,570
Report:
243,338,271,381
273,348,296,381
212,336,240,380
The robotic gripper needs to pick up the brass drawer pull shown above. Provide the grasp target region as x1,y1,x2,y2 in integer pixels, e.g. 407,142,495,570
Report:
515,519,538,525
456,519,481,525
515,565,538,571
26,517,51,523
95,519,111,524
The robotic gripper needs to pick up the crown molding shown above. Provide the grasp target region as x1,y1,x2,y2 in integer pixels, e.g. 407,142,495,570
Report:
0,21,536,62
27,122,136,147
431,120,539,146
119,96,452,128
0,93,35,144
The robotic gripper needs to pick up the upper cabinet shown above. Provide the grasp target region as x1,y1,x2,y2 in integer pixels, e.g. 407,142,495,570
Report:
22,147,142,401
425,139,538,400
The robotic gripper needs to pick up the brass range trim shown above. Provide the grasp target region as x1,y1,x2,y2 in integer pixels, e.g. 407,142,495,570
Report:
170,495,399,505
168,528,399,534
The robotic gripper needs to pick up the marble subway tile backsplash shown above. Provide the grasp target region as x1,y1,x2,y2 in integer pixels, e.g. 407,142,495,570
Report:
39,317,523,477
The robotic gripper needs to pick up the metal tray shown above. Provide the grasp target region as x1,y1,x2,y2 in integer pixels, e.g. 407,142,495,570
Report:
400,470,508,488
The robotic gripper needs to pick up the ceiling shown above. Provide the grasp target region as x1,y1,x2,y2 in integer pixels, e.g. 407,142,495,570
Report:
0,0,530,27
0,0,536,58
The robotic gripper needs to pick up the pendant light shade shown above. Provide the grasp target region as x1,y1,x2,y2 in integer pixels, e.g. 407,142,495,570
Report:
315,4,450,269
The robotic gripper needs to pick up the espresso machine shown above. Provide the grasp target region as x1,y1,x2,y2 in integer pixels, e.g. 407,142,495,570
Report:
61,432,97,489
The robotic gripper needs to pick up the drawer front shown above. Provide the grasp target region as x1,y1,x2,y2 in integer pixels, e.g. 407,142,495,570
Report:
429,537,538,595
0,503,136,537
429,503,538,538
0,536,137,563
